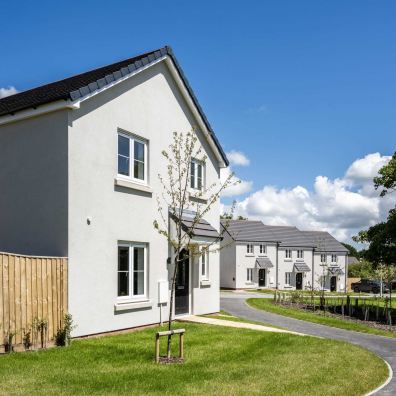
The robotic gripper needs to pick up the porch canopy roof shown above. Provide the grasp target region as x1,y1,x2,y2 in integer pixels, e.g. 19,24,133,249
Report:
328,265,343,275
255,257,273,269
175,214,221,240
294,262,311,272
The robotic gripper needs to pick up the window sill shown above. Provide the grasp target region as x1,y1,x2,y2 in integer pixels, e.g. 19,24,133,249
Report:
284,259,292,262
200,280,211,287
258,254,267,257
114,299,152,312
188,192,208,204
114,177,153,194
245,254,254,257
284,285,293,289
245,281,255,285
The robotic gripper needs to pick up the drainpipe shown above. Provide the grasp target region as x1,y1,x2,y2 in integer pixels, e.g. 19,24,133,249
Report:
345,253,348,294
276,242,279,290
312,248,315,291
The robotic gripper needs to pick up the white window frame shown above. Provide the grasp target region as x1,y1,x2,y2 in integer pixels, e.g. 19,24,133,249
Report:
259,244,266,255
285,272,292,286
331,254,338,263
117,242,147,301
320,254,326,263
200,246,209,281
285,249,292,259
190,159,204,190
297,250,304,259
117,131,148,185
247,243,254,254
247,268,253,282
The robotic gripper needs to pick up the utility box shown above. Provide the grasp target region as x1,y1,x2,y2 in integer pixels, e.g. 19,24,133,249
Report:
158,280,169,304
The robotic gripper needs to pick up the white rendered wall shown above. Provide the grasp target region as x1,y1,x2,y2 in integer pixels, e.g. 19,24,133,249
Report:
67,61,221,336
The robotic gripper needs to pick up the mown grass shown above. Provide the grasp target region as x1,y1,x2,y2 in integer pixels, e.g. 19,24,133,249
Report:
247,298,396,339
0,322,389,395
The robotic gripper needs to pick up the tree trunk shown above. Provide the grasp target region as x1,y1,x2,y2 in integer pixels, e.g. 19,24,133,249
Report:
167,252,179,359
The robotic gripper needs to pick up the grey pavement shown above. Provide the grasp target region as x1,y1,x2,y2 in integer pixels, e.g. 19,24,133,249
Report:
221,291,395,395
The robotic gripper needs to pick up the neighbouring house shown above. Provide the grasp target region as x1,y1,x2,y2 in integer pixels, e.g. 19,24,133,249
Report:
0,46,229,337
220,220,348,292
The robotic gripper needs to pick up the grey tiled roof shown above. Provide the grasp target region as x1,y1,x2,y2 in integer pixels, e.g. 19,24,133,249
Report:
0,46,228,166
221,220,346,251
299,231,349,253
181,217,220,239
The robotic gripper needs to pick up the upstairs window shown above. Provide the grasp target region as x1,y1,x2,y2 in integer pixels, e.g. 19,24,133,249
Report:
118,132,147,183
259,244,266,254
331,254,338,263
247,244,254,254
285,249,292,259
297,250,304,259
320,254,326,263
190,159,203,190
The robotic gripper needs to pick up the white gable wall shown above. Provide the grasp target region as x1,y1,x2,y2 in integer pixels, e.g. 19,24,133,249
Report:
67,61,221,336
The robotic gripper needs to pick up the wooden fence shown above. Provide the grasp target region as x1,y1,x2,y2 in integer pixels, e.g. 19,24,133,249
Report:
347,277,361,292
0,252,68,347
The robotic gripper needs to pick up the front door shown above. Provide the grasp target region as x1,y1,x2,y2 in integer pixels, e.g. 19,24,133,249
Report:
296,272,303,290
330,276,337,292
258,269,266,287
175,249,190,315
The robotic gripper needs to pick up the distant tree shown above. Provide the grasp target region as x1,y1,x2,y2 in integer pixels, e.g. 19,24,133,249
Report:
236,215,248,220
348,259,375,278
353,208,396,266
341,243,360,259
220,213,233,220
374,151,396,196
354,153,396,267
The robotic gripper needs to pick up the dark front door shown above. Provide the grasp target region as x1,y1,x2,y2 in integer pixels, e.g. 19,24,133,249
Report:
296,272,303,290
258,269,266,287
175,249,189,315
330,276,337,292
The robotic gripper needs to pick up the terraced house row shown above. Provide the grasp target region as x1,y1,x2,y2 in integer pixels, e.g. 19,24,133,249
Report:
220,220,348,292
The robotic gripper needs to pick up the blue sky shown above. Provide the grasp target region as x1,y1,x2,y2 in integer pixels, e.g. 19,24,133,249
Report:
1,1,395,242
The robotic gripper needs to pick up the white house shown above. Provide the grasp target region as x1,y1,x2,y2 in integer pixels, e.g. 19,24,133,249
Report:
220,220,348,292
0,46,229,337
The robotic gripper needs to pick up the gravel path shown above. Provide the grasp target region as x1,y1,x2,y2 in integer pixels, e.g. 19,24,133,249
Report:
221,291,395,395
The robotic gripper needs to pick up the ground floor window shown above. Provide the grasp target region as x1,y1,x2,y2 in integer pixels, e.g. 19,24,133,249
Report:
247,268,253,282
118,243,147,299
285,272,292,285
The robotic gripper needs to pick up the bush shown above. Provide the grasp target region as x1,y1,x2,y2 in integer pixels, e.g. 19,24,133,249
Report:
55,314,75,347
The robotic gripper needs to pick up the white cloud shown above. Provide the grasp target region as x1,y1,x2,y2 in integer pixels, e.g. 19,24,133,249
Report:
226,150,250,167
0,86,18,98
224,153,393,244
221,167,253,197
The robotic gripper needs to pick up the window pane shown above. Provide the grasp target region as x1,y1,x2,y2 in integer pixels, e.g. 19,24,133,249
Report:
133,271,144,295
118,272,129,296
133,247,145,296
134,141,145,162
134,247,144,271
118,135,130,157
118,156,129,176
190,161,195,188
134,160,144,180
118,247,129,271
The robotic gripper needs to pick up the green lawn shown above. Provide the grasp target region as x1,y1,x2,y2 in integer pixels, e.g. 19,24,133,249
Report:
247,298,396,339
0,323,388,395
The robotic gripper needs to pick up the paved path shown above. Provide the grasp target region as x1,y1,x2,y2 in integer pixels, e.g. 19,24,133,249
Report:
221,291,396,395
179,315,306,336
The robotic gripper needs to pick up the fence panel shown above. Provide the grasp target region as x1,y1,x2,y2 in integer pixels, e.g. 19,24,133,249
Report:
0,252,67,348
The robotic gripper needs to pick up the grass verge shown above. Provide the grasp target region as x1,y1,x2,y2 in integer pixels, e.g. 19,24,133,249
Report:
247,298,396,339
0,322,389,395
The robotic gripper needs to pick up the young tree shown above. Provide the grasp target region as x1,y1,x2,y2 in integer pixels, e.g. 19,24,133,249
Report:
375,264,396,307
153,130,237,360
